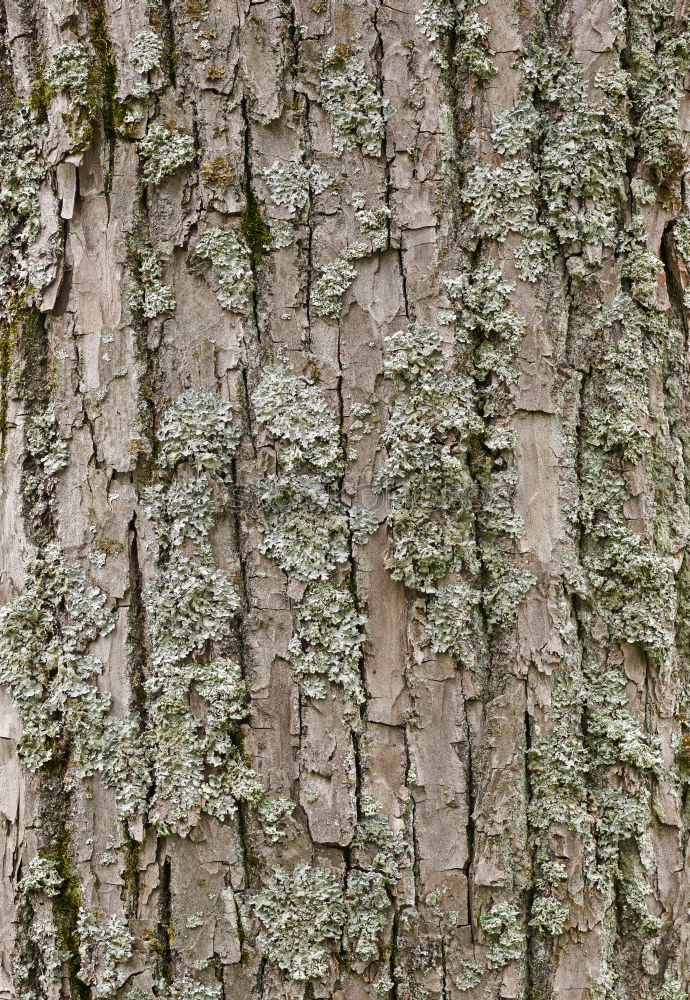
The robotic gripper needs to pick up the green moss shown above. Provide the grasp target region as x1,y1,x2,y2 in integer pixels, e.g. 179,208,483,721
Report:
12,302,47,407
85,0,119,142
122,835,142,912
0,312,15,458
28,69,52,123
45,828,89,1000
240,188,271,265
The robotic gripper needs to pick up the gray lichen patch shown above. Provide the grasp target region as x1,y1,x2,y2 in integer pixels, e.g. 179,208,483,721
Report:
192,228,254,312
138,121,196,184
320,47,393,155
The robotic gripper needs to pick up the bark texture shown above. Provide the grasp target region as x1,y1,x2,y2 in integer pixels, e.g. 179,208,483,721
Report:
1,0,690,998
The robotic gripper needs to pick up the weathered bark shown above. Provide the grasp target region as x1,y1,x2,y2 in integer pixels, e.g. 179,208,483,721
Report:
1,0,690,998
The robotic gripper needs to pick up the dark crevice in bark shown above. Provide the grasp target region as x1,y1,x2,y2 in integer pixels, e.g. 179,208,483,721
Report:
461,694,477,945
240,95,266,346
155,850,173,985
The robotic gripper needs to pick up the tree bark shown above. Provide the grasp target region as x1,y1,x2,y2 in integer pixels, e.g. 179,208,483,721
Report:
1,0,690,998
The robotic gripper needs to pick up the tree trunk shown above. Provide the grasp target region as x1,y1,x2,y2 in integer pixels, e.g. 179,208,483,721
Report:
1,0,690,998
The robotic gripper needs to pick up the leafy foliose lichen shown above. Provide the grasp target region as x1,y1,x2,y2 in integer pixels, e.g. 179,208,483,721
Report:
0,543,114,774
47,41,90,94
143,390,291,837
130,31,165,73
256,475,351,581
146,551,240,664
0,110,48,302
252,363,376,585
343,869,390,962
138,121,196,184
45,40,97,149
626,0,690,191
126,976,223,1000
426,583,482,665
26,406,69,476
585,524,675,658
463,48,632,281
312,255,358,319
193,228,254,312
142,476,218,547
264,158,333,214
287,580,366,702
253,365,342,476
253,863,346,980
19,856,63,897
252,363,376,709
529,895,570,936
158,389,241,471
376,263,534,630
255,797,406,980
578,287,678,660
480,902,524,968
127,247,175,320
320,47,393,155
415,0,496,78
352,192,390,251
77,909,133,998
375,323,482,591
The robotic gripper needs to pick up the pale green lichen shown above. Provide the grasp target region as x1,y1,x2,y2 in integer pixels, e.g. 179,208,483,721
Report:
47,41,90,94
312,255,358,319
130,31,164,73
416,0,496,78
585,659,663,773
463,48,632,280
253,362,375,584
194,228,253,312
618,869,661,934
19,856,62,897
627,0,690,189
158,389,241,471
264,158,332,214
127,247,175,319
256,475,350,580
375,323,482,591
256,796,295,843
455,960,483,991
656,980,689,1000
128,977,222,1000
480,902,524,968
77,909,133,998
343,869,390,961
0,110,47,299
352,791,408,883
376,265,534,629
254,795,406,979
529,895,569,936
143,390,288,837
426,583,481,665
0,543,114,773
287,580,365,702
26,406,69,476
142,477,218,547
138,122,196,184
252,363,376,716
146,552,240,665
253,365,342,476
145,548,248,827
349,506,379,545
253,863,346,981
320,48,393,155
675,217,690,306
352,192,390,251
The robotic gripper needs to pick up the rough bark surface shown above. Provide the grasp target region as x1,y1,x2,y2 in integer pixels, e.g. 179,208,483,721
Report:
2,1,690,999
